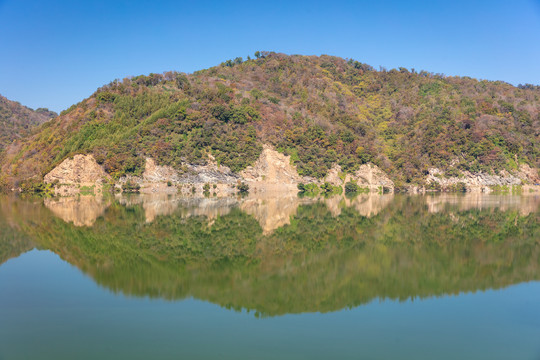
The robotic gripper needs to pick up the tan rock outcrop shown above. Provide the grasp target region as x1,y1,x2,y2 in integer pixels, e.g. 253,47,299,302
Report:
143,158,179,183
324,164,343,186
44,154,110,185
518,164,540,184
240,145,302,184
177,155,238,186
344,164,395,192
118,156,239,195
426,167,525,192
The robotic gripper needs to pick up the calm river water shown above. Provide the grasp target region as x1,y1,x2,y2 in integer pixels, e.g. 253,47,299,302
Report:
0,193,539,359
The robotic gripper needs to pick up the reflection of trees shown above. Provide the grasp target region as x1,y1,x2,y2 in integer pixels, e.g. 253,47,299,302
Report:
1,194,539,316
0,196,38,265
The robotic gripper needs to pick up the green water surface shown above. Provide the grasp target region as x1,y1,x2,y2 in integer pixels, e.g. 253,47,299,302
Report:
0,193,539,359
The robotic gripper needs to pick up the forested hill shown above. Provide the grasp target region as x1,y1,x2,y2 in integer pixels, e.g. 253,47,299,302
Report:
1,52,539,188
0,94,57,151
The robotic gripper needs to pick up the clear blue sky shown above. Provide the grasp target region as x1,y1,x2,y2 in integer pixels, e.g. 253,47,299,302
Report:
1,0,539,113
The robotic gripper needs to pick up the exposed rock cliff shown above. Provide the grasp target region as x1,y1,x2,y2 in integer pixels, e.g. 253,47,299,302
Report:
323,164,344,186
349,164,395,192
185,155,239,185
119,156,239,195
44,154,111,185
40,145,536,196
240,145,302,185
43,154,111,195
518,164,540,184
425,165,539,192
142,158,179,183
324,163,395,192
240,147,395,193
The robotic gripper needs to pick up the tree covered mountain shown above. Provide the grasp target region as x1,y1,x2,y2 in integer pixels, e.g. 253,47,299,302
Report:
0,94,56,152
1,52,539,189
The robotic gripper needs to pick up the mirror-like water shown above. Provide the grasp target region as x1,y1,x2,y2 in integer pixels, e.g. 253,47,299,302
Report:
1,193,539,359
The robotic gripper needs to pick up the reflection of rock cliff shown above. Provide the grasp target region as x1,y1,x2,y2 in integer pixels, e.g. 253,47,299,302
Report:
174,197,238,220
240,193,315,234
118,192,309,231
425,193,540,215
40,191,394,234
239,192,394,234
323,194,395,218
113,192,394,233
44,196,110,226
39,192,540,236
118,194,180,222
118,194,237,223
348,194,395,217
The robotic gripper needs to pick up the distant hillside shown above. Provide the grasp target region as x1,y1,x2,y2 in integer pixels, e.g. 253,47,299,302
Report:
1,52,539,189
0,94,56,151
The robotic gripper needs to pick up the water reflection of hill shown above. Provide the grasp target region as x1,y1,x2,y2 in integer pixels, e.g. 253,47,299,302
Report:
40,192,540,234
1,193,539,316
0,196,39,265
117,194,238,223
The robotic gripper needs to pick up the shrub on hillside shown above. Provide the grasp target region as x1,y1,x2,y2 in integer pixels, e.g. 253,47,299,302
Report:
344,181,359,193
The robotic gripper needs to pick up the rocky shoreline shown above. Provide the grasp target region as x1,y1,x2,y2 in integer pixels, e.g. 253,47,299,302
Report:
37,145,540,197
